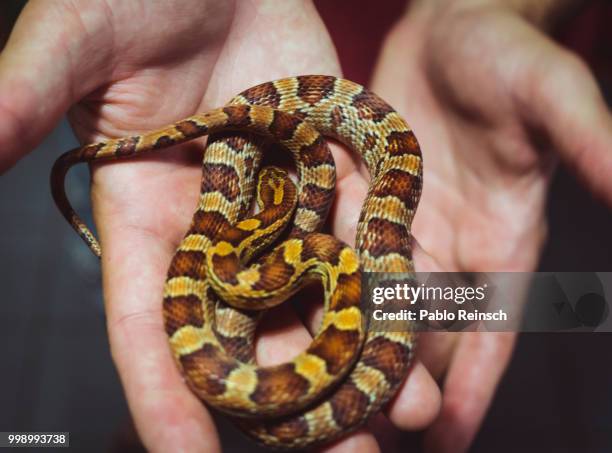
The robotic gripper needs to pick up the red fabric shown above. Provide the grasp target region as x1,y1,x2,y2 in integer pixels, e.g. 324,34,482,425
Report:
314,0,405,85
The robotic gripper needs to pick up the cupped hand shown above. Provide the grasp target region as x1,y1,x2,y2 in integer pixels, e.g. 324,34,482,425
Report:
372,0,612,451
0,0,443,451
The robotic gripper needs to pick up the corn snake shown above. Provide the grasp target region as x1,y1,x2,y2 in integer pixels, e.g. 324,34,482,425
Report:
51,75,423,449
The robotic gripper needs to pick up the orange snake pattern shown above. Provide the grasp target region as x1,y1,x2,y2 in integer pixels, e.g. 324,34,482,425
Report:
51,75,423,449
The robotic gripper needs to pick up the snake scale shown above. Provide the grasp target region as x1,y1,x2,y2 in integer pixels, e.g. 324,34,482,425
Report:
51,75,423,449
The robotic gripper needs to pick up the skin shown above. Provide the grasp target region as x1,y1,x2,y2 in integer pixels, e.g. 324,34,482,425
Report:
373,0,612,451
1,1,438,451
0,0,609,452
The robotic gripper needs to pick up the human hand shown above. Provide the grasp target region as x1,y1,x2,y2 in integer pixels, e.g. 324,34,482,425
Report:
371,0,612,451
0,0,443,451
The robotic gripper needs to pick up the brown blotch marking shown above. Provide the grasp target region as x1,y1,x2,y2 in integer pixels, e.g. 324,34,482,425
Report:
211,253,241,285
362,336,412,385
308,325,361,375
175,119,208,138
163,295,204,336
300,136,334,167
385,130,420,157
362,218,412,258
330,272,362,311
250,363,310,405
252,251,295,292
269,110,303,141
300,183,334,213
114,136,140,156
363,133,378,151
263,416,309,443
296,75,335,105
153,135,176,149
167,250,206,279
81,142,104,160
300,234,345,265
180,344,237,396
239,81,281,108
372,169,420,210
191,210,231,237
223,105,252,128
201,163,241,202
329,381,370,428
215,226,251,248
330,105,345,131
352,90,395,122
225,135,250,152
216,333,254,363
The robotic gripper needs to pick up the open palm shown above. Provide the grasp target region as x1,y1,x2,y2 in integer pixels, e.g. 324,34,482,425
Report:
0,1,443,451
372,1,612,451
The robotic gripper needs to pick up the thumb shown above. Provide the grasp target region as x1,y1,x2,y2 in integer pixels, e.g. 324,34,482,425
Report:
0,0,113,173
514,33,612,206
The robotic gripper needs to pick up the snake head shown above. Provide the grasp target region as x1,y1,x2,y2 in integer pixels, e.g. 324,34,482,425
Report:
256,166,296,208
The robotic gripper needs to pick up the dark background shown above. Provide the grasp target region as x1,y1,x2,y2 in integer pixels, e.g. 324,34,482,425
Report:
1,1,611,452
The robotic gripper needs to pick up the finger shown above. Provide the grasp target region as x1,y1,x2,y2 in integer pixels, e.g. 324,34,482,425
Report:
424,332,516,453
255,303,319,365
384,359,442,431
513,30,612,206
0,0,112,172
101,227,221,453
320,429,380,453
417,332,460,381
333,154,369,241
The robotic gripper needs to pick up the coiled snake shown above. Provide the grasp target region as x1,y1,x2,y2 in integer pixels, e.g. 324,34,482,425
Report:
51,75,423,449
